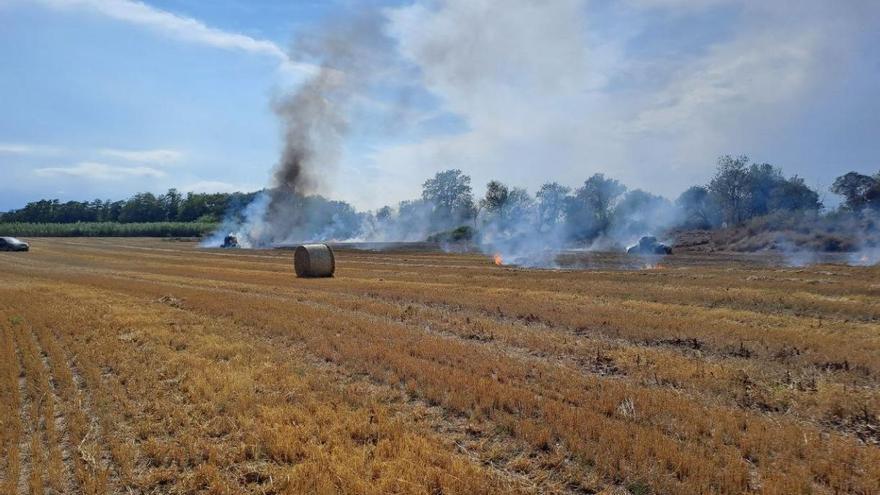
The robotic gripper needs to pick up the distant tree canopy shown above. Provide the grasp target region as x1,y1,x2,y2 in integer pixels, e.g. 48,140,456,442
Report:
1,189,259,224
479,180,509,219
676,186,717,229
708,155,751,226
421,169,475,228
708,155,822,226
564,174,626,240
535,182,570,232
3,158,873,244
831,172,880,212
478,181,533,232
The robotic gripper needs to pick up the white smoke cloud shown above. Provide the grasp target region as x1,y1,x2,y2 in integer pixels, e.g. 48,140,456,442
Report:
345,0,880,209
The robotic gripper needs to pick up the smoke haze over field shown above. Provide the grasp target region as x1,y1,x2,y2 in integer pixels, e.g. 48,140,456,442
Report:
8,0,865,265
3,1,880,212
362,0,880,207
194,0,880,268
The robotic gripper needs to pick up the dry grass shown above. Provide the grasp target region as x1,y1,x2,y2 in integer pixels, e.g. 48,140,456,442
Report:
0,238,878,494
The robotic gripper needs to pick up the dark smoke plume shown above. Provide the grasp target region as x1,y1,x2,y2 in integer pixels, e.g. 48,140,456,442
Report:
239,12,394,247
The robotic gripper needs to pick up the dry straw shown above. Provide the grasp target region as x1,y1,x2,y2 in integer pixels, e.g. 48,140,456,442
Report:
294,243,336,277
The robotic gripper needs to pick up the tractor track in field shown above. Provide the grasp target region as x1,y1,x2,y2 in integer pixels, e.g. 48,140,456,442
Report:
64,346,122,493
12,338,34,495
36,330,79,495
259,333,591,494
9,324,83,495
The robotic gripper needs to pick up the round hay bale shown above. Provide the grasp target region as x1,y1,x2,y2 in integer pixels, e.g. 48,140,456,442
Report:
294,244,335,277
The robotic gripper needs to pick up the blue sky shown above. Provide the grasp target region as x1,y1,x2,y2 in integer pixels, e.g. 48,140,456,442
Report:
1,0,879,211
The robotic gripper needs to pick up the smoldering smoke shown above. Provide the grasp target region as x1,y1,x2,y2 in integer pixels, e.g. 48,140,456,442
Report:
209,12,391,248
260,68,347,247
202,2,879,270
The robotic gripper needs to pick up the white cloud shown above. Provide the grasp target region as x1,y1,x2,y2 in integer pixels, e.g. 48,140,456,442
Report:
34,162,166,180
0,143,63,155
30,0,315,73
1,143,186,165
180,180,256,194
99,148,183,164
624,0,732,10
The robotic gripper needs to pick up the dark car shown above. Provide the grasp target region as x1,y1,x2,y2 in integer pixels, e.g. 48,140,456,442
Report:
221,234,239,248
626,236,672,255
0,237,30,251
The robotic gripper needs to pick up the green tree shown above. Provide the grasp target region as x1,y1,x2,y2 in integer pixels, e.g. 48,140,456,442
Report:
565,174,626,239
421,169,475,227
708,155,751,226
480,181,509,219
676,186,718,229
535,182,570,232
159,188,182,221
770,175,822,212
376,205,393,221
118,193,165,223
478,182,535,231
745,162,785,218
178,193,209,222
831,172,880,212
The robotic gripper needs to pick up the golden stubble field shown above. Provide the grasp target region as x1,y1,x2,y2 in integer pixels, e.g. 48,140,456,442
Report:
0,238,878,495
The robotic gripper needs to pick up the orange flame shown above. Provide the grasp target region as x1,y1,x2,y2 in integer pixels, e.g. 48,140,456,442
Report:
493,254,503,266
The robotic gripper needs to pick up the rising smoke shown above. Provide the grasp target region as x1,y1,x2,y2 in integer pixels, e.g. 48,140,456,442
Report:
208,11,398,247
205,0,664,263
204,2,879,270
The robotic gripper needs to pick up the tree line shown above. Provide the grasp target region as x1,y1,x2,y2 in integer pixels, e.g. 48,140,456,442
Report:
3,155,879,243
0,190,259,224
377,155,876,243
405,155,836,239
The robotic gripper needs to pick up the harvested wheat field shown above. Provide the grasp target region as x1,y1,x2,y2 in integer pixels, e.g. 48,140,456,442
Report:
1,238,879,495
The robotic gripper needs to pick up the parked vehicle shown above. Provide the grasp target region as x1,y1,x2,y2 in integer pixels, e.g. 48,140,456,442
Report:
221,234,239,248
626,236,672,255
0,237,30,251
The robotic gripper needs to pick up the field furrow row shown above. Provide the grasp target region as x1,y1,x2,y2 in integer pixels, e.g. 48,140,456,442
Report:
6,249,880,386
3,251,878,448
9,264,880,493
2,238,879,494
1,278,531,494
